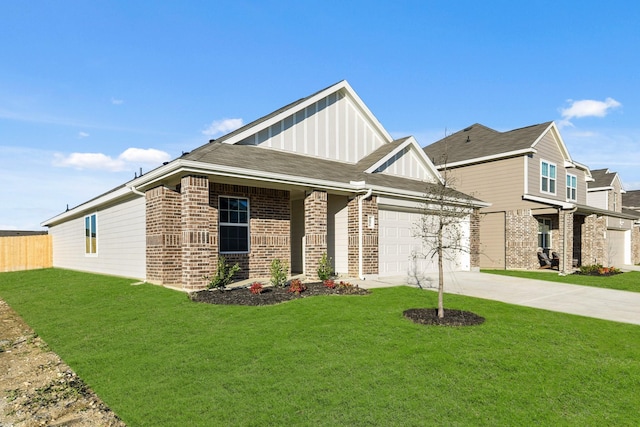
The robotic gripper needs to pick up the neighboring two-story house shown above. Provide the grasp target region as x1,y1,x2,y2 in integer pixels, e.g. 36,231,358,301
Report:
622,189,640,265
424,122,638,271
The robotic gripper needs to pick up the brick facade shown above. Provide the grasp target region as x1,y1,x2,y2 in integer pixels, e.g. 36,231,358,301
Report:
632,226,640,265
581,214,607,266
505,209,539,269
470,209,481,269
304,190,327,280
347,195,378,277
145,176,290,291
557,210,574,272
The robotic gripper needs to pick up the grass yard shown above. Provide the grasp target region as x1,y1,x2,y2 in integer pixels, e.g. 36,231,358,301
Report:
1,268,639,426
482,269,640,293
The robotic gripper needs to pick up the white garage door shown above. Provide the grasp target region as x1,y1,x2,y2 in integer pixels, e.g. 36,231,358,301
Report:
378,209,468,277
608,229,629,267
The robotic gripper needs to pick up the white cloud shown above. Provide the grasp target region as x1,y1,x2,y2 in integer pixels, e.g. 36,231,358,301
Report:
559,97,621,128
202,118,243,137
111,98,124,105
78,131,90,138
53,148,171,172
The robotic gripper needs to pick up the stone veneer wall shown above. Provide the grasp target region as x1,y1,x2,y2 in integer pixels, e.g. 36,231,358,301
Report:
557,210,574,272
209,183,290,280
146,185,182,285
581,214,607,266
470,209,481,269
505,209,539,269
347,195,378,277
304,190,327,280
632,226,640,265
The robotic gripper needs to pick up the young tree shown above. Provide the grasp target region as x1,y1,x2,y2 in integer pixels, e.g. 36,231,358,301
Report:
414,168,478,318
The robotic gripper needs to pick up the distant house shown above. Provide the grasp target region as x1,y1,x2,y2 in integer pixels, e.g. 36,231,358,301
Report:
424,122,638,271
0,230,48,237
42,81,486,290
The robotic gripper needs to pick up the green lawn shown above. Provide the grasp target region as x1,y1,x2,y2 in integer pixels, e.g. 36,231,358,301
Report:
482,269,640,293
1,269,639,426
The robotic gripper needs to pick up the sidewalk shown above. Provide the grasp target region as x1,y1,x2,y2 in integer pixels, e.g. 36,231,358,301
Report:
352,270,640,326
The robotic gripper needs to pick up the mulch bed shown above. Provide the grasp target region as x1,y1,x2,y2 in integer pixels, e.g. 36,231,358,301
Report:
189,281,370,306
403,308,485,327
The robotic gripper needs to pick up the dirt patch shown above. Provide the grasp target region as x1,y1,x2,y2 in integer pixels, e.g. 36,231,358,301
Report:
403,308,485,326
0,299,126,427
189,281,370,306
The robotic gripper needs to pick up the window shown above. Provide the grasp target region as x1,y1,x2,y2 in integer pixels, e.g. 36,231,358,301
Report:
541,161,556,194
85,213,97,255
219,196,249,253
566,174,577,201
538,218,552,249
613,192,618,211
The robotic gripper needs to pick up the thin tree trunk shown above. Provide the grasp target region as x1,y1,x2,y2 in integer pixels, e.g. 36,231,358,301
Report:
437,226,444,318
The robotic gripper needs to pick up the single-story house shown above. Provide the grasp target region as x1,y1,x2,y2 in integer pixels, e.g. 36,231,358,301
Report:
423,121,638,271
42,81,487,290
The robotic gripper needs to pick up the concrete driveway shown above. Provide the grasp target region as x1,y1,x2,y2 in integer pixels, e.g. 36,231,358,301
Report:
355,270,640,326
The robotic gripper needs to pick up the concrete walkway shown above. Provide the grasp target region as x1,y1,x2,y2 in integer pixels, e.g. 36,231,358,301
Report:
352,269,640,326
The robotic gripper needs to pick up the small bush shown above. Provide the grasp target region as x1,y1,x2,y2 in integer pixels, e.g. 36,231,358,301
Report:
206,256,240,290
287,278,307,294
249,282,264,295
323,279,336,289
317,252,334,281
270,258,288,288
577,264,622,276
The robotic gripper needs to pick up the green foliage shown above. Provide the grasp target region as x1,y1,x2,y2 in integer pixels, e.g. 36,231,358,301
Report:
483,269,639,292
269,258,288,288
206,256,240,290
577,264,622,276
2,269,640,425
317,252,333,280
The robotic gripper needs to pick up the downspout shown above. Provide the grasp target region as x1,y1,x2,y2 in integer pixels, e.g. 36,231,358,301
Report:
358,188,373,280
127,184,145,197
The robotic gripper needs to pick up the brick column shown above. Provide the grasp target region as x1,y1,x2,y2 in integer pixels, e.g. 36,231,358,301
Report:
558,210,574,272
304,190,327,280
632,225,640,265
146,186,182,285
347,195,378,277
582,214,606,266
470,208,481,269
505,209,538,269
181,175,211,290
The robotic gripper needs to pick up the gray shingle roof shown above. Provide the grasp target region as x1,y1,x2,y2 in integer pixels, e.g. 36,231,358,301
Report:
588,168,615,188
623,189,640,208
423,122,552,166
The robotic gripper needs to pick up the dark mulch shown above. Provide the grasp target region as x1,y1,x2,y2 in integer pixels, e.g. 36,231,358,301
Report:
189,282,370,306
403,308,485,327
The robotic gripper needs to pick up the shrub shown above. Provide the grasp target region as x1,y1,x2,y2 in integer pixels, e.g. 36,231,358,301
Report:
323,279,336,289
206,256,240,290
270,258,288,288
249,282,264,295
577,264,622,276
287,278,307,294
317,252,334,281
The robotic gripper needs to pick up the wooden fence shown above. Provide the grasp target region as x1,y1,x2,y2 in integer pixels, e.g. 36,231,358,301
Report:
0,235,53,272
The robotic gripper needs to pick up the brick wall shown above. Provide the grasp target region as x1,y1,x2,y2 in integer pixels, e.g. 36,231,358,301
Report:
505,209,539,269
470,208,481,269
347,195,379,277
557,210,574,272
304,190,327,280
632,226,640,265
581,214,606,266
210,183,290,280
146,186,182,285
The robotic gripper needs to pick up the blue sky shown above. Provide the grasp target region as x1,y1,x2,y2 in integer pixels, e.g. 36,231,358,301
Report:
1,1,639,230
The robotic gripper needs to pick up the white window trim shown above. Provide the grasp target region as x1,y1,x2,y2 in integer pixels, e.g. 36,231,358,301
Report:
566,173,577,202
538,218,552,249
540,159,557,195
84,212,98,257
218,196,250,254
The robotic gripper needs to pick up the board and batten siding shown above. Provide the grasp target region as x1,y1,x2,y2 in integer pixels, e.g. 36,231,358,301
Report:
237,91,387,163
375,147,434,181
49,196,146,280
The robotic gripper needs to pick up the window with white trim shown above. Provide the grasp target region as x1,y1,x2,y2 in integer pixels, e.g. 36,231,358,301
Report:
566,173,577,201
219,196,249,253
85,213,97,255
541,160,556,194
538,218,552,249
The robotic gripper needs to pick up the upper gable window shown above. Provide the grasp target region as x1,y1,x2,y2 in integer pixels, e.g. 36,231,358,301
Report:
219,196,249,253
566,174,577,201
84,213,97,255
541,160,556,195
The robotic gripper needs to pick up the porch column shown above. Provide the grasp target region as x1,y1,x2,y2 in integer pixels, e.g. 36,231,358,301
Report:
581,214,607,265
558,209,575,273
470,208,481,270
304,190,327,280
181,175,212,290
347,195,378,277
505,209,538,269
145,186,182,285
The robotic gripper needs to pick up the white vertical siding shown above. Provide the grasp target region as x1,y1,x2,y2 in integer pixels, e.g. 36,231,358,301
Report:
375,148,434,181
236,92,387,163
49,196,146,279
